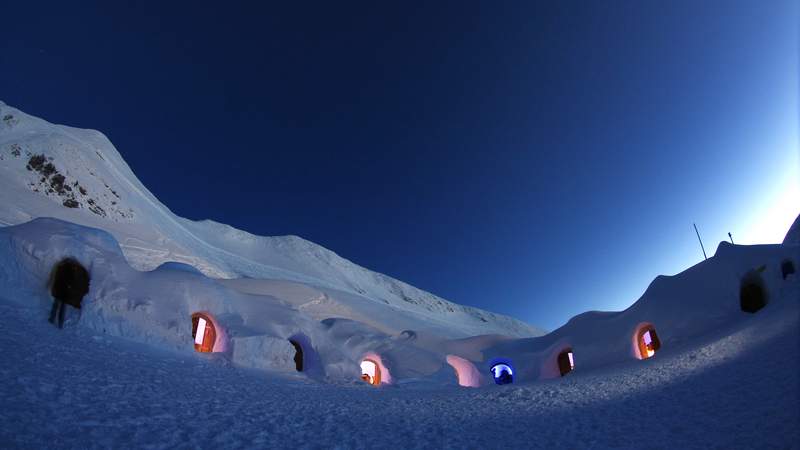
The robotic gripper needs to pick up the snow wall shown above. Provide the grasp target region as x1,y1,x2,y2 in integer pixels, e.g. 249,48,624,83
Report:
0,218,797,387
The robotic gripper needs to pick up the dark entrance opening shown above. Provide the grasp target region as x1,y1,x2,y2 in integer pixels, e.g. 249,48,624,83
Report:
782,259,795,280
740,273,767,313
557,349,574,376
289,339,304,372
50,258,90,309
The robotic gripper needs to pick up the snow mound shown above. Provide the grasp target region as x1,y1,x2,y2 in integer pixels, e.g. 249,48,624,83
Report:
0,244,797,448
0,217,796,389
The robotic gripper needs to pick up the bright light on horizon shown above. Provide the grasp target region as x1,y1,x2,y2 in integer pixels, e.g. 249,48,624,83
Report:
737,156,799,245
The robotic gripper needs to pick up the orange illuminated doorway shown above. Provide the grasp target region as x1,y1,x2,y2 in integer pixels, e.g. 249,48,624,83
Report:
360,359,381,386
191,313,217,353
557,348,574,376
637,326,660,359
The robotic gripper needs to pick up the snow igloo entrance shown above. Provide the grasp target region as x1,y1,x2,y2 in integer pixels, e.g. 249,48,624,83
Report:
446,355,481,388
490,362,514,385
557,349,575,376
635,325,661,359
740,271,767,313
360,359,381,386
289,339,304,372
191,313,217,353
50,258,90,309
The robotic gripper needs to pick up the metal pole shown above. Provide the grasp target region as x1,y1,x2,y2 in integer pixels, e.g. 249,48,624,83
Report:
728,232,734,244
693,223,707,260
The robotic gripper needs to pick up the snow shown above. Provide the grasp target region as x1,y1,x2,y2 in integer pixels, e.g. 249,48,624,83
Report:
4,213,794,388
1,278,797,448
1,101,799,448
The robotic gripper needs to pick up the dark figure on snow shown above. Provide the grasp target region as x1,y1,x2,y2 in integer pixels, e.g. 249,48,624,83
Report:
48,258,90,328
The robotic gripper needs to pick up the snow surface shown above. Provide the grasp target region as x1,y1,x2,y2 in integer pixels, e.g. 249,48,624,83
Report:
0,100,544,339
1,276,797,448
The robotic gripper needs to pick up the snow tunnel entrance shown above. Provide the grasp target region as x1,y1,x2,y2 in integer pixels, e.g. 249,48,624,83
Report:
360,359,381,386
50,258,90,309
740,272,767,313
782,259,795,280
289,339,304,372
191,313,217,353
447,355,481,387
490,362,514,385
636,325,661,359
557,349,574,377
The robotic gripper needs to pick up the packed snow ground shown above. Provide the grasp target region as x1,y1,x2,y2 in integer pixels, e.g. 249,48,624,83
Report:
2,283,797,449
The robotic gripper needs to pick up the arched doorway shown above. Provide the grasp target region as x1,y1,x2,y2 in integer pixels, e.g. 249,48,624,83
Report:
782,259,795,280
191,313,217,353
740,272,767,313
635,325,661,359
446,355,481,388
50,258,90,308
490,362,514,385
557,348,574,376
360,359,381,386
289,339,304,372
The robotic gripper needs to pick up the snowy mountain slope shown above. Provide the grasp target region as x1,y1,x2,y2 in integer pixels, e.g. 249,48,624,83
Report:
0,100,544,338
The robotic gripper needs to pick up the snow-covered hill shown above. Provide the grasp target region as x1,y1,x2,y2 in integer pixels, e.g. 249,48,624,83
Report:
0,100,544,339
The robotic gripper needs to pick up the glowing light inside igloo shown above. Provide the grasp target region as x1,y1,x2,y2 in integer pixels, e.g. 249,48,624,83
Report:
360,359,381,386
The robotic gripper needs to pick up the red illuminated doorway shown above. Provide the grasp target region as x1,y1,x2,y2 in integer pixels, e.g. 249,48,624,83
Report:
191,313,217,353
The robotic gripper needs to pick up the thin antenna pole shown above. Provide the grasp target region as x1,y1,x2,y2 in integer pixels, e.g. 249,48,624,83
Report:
694,223,707,260
728,232,734,244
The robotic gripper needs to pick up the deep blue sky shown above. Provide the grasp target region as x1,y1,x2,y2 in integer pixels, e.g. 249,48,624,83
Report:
2,1,797,330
